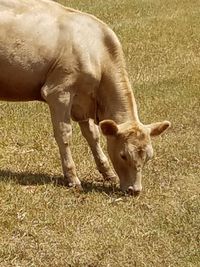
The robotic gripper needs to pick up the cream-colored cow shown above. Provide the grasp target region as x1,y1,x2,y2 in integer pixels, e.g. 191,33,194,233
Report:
0,0,170,195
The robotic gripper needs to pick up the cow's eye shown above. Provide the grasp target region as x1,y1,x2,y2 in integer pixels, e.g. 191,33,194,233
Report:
120,152,127,160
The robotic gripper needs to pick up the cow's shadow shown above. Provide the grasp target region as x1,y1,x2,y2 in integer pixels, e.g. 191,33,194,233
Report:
0,169,120,195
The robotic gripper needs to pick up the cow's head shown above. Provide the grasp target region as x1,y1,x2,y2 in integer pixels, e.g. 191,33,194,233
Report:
100,120,171,195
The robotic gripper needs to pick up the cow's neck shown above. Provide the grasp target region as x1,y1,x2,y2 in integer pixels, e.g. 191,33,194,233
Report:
96,71,139,125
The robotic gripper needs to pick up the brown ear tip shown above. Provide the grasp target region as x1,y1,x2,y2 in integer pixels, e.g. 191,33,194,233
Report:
99,120,118,136
164,121,171,128
99,120,110,130
99,121,106,131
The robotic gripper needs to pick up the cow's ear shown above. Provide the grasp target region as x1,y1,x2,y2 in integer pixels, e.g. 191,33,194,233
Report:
100,120,119,136
147,121,171,137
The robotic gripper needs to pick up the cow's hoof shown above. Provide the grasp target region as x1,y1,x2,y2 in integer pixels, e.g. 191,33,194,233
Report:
68,182,83,192
55,177,82,190
103,174,117,183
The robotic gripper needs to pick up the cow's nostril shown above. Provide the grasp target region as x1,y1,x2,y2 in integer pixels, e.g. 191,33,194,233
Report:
127,186,141,196
128,186,134,196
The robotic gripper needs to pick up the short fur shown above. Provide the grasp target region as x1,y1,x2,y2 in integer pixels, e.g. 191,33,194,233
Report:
0,0,171,193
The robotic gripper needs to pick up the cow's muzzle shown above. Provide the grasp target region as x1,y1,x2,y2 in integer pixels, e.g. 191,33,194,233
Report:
127,171,142,196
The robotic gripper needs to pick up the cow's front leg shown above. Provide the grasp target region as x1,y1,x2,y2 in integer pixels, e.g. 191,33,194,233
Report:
79,119,117,182
45,90,81,187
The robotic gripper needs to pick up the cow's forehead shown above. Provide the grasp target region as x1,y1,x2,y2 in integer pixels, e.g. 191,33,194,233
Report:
119,124,150,146
125,141,149,154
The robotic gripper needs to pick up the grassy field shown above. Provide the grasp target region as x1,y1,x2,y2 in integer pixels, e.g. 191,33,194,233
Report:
0,0,200,266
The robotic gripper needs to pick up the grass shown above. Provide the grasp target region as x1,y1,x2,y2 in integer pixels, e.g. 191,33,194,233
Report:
0,0,200,266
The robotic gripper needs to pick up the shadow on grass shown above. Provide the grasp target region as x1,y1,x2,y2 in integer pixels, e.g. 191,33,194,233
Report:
0,169,120,195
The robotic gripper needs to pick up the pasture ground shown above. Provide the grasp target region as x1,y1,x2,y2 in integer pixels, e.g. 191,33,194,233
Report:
0,0,199,266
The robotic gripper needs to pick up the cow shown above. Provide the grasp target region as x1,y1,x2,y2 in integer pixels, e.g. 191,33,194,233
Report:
0,0,171,195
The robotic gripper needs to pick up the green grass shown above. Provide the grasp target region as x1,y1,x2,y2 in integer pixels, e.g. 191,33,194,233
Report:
0,0,199,266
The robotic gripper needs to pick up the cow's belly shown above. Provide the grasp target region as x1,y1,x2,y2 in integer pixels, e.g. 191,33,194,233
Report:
0,59,48,101
0,32,53,101
0,80,43,101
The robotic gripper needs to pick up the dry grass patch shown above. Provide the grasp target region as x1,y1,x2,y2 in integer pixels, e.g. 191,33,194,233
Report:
0,0,199,266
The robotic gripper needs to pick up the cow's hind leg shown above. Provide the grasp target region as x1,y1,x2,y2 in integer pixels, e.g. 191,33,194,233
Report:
79,119,117,182
43,89,81,188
